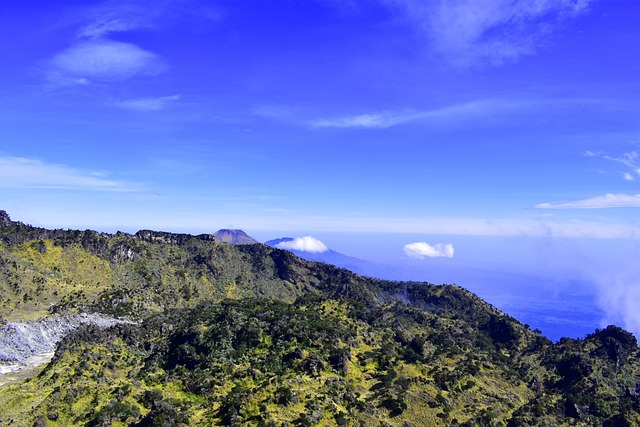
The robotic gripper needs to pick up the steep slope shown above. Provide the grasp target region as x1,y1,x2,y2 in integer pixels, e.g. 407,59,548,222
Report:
0,211,638,426
0,214,311,323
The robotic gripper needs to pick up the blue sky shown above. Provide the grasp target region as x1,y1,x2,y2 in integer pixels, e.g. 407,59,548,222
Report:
2,0,640,337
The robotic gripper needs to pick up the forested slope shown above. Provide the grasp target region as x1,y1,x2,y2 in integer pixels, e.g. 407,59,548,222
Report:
0,211,638,426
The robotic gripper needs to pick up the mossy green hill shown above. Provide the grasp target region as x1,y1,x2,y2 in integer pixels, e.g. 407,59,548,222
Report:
0,211,639,426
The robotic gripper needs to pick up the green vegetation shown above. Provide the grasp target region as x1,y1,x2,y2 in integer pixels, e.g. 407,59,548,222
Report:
0,211,639,426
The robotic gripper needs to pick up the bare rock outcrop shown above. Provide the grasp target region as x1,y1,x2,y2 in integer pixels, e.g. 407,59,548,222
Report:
0,313,135,374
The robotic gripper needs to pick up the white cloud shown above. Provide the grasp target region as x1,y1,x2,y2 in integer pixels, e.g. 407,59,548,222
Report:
49,39,165,83
116,95,181,111
46,1,220,88
0,156,137,192
275,236,329,253
403,242,454,259
535,194,640,209
381,0,593,67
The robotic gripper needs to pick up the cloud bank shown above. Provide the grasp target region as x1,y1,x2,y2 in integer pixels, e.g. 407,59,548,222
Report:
224,214,639,240
403,242,454,259
275,236,329,253
0,156,136,192
598,275,640,339
587,256,640,341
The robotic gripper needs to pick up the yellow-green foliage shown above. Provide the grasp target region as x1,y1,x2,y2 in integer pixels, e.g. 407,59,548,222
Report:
0,240,113,321
0,297,546,426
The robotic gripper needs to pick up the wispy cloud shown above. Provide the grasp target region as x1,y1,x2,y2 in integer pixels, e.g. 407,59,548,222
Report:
311,97,604,129
311,100,503,129
0,156,138,192
536,149,640,209
312,109,420,129
275,236,329,253
381,0,593,67
116,95,181,111
77,8,156,39
49,39,165,84
404,242,454,259
535,193,640,209
71,0,220,39
586,149,640,182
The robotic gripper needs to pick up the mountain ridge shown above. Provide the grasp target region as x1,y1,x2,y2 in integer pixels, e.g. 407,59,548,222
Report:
0,211,638,426
265,236,396,278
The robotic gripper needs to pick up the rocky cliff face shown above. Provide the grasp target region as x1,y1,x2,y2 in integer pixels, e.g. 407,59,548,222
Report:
0,314,134,374
135,229,216,246
0,210,11,227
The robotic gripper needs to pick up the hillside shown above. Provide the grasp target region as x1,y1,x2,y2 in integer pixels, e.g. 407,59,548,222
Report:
0,211,639,426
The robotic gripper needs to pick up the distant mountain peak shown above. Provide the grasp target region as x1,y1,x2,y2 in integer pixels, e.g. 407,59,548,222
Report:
213,229,258,245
